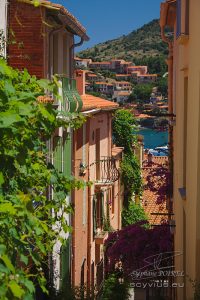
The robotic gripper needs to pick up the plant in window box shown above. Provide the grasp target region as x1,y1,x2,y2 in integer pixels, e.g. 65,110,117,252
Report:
79,162,87,176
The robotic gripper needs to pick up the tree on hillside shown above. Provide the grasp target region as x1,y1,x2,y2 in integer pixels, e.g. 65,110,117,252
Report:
156,77,168,97
129,84,153,102
134,56,167,76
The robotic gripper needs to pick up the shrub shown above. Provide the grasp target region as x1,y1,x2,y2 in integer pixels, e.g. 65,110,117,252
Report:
122,202,147,227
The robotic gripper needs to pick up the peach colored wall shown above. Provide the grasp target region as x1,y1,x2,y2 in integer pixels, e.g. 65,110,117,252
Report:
73,110,122,289
72,124,89,287
167,1,200,299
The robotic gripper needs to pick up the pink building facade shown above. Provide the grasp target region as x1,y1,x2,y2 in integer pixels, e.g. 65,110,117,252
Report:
72,71,124,294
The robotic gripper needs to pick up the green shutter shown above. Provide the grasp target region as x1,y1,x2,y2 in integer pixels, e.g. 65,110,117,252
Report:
60,237,71,289
63,132,71,177
53,137,62,173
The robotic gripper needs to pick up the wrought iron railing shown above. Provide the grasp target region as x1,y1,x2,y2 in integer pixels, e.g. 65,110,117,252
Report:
92,157,119,184
55,75,83,113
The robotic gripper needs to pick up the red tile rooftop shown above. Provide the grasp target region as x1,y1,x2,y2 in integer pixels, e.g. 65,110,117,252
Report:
87,74,97,77
137,114,153,119
81,94,118,112
117,91,131,96
128,66,147,68
95,82,108,85
116,81,131,84
138,74,157,77
90,62,110,65
116,74,131,76
142,156,169,225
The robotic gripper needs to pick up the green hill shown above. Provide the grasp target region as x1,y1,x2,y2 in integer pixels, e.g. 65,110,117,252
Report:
78,19,168,75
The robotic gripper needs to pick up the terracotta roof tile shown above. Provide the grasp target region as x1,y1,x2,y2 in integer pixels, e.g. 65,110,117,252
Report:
81,94,118,112
37,95,54,103
142,156,169,225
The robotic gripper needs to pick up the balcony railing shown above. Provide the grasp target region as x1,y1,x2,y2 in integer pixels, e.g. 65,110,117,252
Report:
92,157,119,185
56,76,83,113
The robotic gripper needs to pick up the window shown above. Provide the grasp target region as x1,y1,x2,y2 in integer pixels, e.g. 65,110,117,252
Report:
112,185,115,214
95,129,100,180
93,192,104,237
176,0,181,38
96,192,104,229
176,0,189,39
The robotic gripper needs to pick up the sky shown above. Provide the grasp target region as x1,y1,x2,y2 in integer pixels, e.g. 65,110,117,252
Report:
54,0,163,51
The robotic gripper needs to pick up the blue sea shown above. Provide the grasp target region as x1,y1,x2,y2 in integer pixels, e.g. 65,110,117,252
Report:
139,128,168,149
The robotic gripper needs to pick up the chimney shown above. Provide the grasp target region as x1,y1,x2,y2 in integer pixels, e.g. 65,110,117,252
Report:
75,70,86,96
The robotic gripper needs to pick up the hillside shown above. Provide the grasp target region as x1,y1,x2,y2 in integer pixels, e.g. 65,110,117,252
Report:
78,19,168,74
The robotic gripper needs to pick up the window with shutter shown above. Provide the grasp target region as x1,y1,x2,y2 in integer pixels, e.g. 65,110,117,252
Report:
176,0,189,39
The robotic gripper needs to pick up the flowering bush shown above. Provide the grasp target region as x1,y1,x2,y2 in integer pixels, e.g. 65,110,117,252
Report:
105,222,173,280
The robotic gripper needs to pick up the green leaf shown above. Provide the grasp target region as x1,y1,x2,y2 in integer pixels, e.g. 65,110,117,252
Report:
20,254,28,266
23,279,35,293
0,111,22,128
1,255,15,273
0,172,4,187
0,245,6,255
0,202,16,214
4,80,16,94
9,281,24,298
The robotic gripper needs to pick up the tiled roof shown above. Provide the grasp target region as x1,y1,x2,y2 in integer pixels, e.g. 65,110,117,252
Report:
116,91,131,96
137,114,153,119
116,74,131,77
87,74,97,77
37,95,54,103
20,0,89,40
142,156,169,225
81,94,118,112
138,74,157,77
116,81,131,84
89,62,110,65
95,82,108,85
128,66,147,68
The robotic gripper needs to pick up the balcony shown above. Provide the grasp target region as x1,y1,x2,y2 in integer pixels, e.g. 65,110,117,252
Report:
56,76,83,113
92,157,119,186
95,230,108,245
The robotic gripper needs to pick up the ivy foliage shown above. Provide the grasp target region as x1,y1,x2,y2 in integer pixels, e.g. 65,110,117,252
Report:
0,59,85,299
112,109,142,204
101,273,130,300
112,109,137,154
122,202,147,227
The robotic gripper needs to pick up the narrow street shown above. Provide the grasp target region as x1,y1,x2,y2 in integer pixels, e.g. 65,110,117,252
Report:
0,0,198,299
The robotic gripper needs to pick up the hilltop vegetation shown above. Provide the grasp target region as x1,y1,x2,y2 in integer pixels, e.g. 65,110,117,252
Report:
78,19,168,75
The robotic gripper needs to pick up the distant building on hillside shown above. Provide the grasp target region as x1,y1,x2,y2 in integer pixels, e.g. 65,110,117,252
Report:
137,74,157,84
115,74,132,80
115,81,132,92
127,65,148,75
75,57,92,68
89,61,111,70
112,90,131,104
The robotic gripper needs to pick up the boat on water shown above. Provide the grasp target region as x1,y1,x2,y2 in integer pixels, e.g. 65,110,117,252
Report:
148,145,169,156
